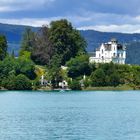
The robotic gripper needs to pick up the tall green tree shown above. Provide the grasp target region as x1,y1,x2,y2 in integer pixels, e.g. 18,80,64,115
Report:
67,55,91,79
28,19,87,66
49,19,87,65
90,68,106,87
109,72,121,87
20,28,35,55
0,35,7,60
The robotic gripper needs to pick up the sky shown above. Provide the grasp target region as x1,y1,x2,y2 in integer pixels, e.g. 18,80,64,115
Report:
0,0,140,33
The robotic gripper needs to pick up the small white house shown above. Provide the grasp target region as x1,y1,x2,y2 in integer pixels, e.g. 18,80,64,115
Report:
89,38,126,64
59,80,68,89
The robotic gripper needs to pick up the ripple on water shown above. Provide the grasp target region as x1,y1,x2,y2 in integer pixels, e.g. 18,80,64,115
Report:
0,91,139,140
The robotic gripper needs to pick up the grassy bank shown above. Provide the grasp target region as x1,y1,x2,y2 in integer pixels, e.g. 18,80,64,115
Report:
83,85,135,91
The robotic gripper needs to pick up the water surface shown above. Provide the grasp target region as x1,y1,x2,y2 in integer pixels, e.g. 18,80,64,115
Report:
0,90,140,140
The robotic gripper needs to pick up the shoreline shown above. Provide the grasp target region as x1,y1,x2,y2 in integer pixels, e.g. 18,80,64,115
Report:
0,85,139,92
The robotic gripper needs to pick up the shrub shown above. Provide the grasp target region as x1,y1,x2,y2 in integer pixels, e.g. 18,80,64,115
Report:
69,80,81,90
14,74,32,90
90,68,105,87
2,74,32,90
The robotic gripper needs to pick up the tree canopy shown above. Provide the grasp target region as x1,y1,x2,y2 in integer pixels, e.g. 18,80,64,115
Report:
49,19,87,65
20,28,35,54
0,35,7,60
67,55,91,79
31,26,53,65
21,19,87,67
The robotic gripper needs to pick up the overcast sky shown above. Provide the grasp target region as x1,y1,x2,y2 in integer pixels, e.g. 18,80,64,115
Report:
0,0,140,33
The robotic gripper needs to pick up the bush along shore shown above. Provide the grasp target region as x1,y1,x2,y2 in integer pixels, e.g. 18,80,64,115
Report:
0,19,140,91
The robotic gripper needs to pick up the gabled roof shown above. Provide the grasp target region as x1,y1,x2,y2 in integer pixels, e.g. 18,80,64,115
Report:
94,39,126,52
104,44,112,51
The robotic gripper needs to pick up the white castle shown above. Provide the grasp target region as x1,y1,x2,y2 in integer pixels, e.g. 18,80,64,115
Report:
89,38,126,64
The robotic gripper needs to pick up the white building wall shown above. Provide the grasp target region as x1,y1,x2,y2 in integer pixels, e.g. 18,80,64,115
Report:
89,41,126,64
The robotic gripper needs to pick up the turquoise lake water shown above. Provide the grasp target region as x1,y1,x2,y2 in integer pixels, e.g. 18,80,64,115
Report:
0,91,140,140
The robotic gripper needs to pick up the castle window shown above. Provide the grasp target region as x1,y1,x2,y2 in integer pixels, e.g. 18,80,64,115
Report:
118,53,120,57
102,49,103,54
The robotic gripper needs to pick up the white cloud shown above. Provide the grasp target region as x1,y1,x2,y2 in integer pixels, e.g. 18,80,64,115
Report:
1,11,140,33
0,18,49,26
0,17,64,27
0,0,55,12
78,24,140,33
0,6,15,12
1,17,140,33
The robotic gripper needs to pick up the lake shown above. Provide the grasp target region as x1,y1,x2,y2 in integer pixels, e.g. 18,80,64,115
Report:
0,91,140,140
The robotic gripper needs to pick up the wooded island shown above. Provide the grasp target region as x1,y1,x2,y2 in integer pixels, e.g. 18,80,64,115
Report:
0,19,140,90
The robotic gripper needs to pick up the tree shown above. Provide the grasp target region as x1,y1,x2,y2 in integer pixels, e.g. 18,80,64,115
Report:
0,55,36,86
11,50,15,58
48,66,62,89
20,28,35,54
0,35,7,60
1,74,32,90
14,74,32,90
109,72,121,87
49,19,87,65
67,55,91,79
16,57,36,80
0,56,18,85
99,62,116,75
29,19,87,67
1,74,16,90
31,26,54,65
90,68,106,87
69,80,81,90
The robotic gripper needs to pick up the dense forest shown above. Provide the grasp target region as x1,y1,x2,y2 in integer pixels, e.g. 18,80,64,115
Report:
0,19,140,90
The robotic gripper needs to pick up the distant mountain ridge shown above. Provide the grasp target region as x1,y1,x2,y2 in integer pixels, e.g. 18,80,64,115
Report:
0,23,140,64
0,23,39,55
80,30,140,64
80,30,140,51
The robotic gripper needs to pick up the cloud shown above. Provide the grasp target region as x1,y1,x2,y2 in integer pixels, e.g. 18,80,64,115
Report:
0,0,140,33
0,16,75,27
78,24,140,33
1,13,140,33
0,6,15,12
0,0,55,12
0,18,51,27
